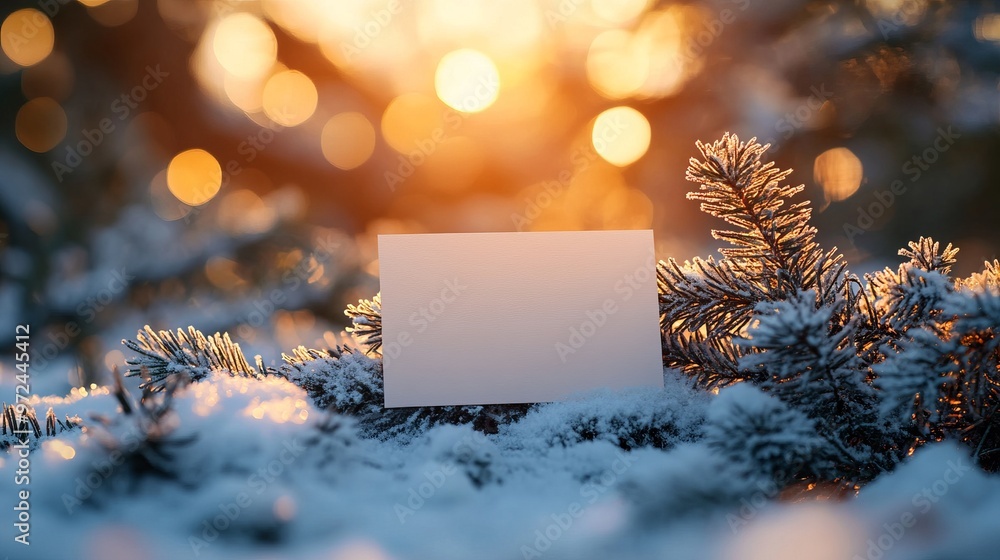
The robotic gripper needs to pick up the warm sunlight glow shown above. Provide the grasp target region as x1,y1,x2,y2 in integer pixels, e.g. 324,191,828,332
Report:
213,13,277,79
223,73,266,113
205,256,244,290
974,14,1000,42
434,49,500,113
865,0,927,26
167,149,222,206
261,0,325,43
592,0,651,25
16,97,66,152
245,396,310,424
814,147,863,202
85,0,138,27
417,0,544,55
262,70,318,126
592,106,651,167
632,9,687,98
149,170,192,221
721,505,862,560
2,9,55,67
322,112,376,170
380,92,447,154
587,30,649,99
274,495,297,521
328,539,393,560
217,189,277,235
44,440,76,461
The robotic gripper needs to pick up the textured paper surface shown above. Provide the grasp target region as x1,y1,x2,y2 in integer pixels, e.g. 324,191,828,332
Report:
378,231,664,407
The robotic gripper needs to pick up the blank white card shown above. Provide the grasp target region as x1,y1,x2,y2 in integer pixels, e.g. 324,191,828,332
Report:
378,231,664,407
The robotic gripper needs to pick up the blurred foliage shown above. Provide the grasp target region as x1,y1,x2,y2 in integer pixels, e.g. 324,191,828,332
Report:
0,0,997,389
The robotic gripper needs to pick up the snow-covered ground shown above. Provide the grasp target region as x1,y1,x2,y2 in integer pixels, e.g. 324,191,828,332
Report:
2,363,998,560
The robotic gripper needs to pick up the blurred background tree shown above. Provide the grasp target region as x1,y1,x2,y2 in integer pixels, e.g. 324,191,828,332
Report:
0,0,997,394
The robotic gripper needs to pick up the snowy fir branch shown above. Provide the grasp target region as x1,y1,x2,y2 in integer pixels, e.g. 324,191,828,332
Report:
1,402,79,451
114,134,1000,489
344,292,383,354
122,325,268,391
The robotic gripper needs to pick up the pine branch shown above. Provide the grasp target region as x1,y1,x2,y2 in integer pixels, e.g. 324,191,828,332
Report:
863,238,958,348
345,293,382,354
1,402,79,450
684,133,847,299
657,257,764,337
960,259,1000,293
661,328,756,388
122,325,266,391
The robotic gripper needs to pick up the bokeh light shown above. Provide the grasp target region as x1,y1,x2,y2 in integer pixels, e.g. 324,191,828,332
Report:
15,97,66,153
262,70,318,126
213,13,277,80
86,0,139,28
814,147,864,202
592,106,651,167
592,0,650,25
434,49,500,113
43,439,76,461
216,189,277,235
166,149,223,206
149,169,192,221
587,30,649,99
380,92,447,154
1,9,55,67
974,14,1000,42
322,112,377,170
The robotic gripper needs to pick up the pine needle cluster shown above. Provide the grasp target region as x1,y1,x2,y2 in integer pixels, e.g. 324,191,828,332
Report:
117,133,999,481
662,134,1000,479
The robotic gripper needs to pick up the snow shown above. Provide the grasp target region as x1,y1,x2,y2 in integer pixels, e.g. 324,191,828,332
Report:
2,367,998,560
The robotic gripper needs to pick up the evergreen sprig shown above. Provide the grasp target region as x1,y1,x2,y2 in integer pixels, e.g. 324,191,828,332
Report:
1,403,79,450
122,325,267,391
345,293,382,354
116,134,1000,479
661,133,1000,476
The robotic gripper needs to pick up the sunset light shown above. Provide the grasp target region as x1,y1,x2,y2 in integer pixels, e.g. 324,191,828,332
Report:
1,9,55,67
262,69,317,126
166,148,222,206
212,13,277,80
593,106,651,166
5,2,998,557
434,49,500,113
